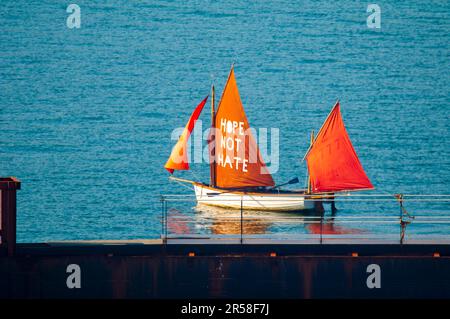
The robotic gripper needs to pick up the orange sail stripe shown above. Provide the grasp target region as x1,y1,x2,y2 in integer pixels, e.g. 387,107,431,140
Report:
214,68,274,188
164,96,208,174
305,102,374,193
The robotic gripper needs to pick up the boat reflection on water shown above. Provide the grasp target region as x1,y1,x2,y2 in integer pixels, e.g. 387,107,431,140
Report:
165,204,365,237
306,217,366,235
166,208,194,235
194,204,273,235
193,204,323,236
306,208,367,235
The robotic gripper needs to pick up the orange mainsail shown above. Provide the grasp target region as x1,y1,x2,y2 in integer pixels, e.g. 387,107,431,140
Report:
213,68,274,188
305,102,373,193
164,96,208,174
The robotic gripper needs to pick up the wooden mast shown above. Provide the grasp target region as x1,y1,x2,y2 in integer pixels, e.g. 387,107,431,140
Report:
209,84,216,187
307,130,314,194
209,65,232,188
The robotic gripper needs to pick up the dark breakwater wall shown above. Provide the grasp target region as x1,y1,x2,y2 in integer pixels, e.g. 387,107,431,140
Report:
1,243,450,299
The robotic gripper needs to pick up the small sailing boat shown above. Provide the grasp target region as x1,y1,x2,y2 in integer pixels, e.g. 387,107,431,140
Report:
164,66,373,212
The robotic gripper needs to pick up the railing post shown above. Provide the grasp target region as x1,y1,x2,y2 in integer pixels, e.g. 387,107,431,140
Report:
164,198,168,244
320,214,323,244
240,197,243,244
400,220,405,244
0,177,21,256
160,196,164,243
396,194,405,244
160,195,167,245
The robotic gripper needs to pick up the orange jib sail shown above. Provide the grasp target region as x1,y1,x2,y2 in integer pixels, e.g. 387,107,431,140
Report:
305,102,374,193
214,68,274,188
164,96,208,174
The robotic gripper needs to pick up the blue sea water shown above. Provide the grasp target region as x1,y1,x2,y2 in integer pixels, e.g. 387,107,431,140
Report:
0,1,449,242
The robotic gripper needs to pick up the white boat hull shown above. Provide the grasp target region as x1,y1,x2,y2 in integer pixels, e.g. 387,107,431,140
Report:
193,183,315,212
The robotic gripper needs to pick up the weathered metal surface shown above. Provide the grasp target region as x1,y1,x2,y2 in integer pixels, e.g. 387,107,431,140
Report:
0,243,449,299
0,177,21,256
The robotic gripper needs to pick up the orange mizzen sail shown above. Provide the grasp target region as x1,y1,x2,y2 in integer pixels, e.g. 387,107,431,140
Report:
214,68,274,188
305,102,374,193
164,96,208,174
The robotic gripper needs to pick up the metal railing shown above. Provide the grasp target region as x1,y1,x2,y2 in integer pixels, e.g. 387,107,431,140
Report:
160,193,450,244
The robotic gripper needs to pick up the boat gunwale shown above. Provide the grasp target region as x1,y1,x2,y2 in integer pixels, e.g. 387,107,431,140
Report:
196,201,316,212
193,182,311,197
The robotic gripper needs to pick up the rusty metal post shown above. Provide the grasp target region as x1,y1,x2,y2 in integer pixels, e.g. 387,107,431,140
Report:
0,177,21,256
400,220,406,244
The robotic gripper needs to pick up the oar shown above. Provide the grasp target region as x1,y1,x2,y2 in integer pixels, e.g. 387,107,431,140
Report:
269,177,299,190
